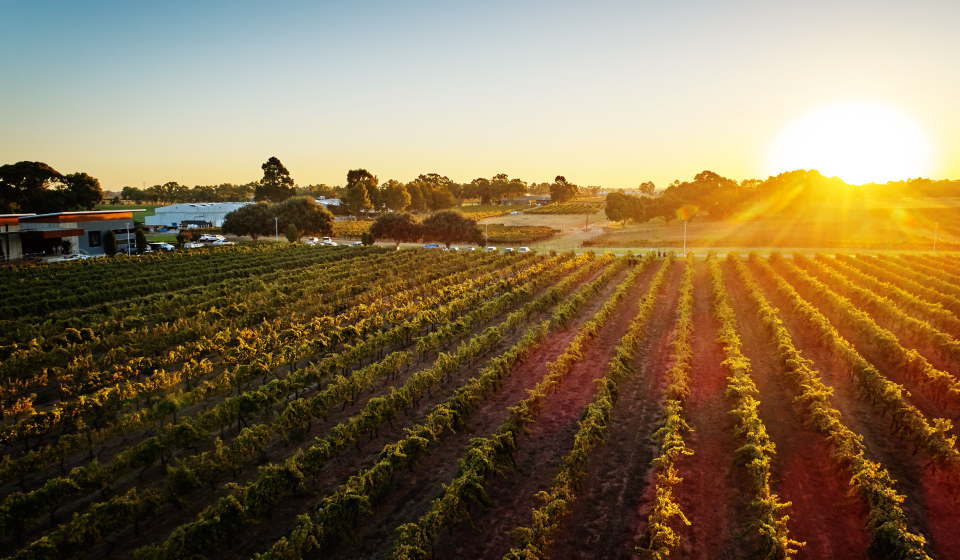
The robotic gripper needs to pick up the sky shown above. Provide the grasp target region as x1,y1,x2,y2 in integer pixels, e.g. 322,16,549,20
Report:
2,0,958,190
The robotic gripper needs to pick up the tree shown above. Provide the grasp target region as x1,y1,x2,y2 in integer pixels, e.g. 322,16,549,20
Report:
340,182,373,218
420,210,482,248
361,231,375,246
255,157,296,202
370,212,421,249
285,223,298,243
491,174,526,203
550,176,579,203
346,169,380,212
407,174,458,211
111,196,121,205
604,192,627,224
62,172,105,209
222,203,273,241
381,180,411,211
0,161,63,213
135,228,148,254
638,181,656,195
275,196,334,239
104,230,118,256
175,231,190,248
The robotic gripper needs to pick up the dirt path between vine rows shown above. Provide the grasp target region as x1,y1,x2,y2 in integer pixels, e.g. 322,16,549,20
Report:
544,260,683,559
751,259,960,559
723,258,870,559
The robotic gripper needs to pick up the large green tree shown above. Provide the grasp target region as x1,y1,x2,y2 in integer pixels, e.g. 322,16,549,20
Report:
370,211,421,248
381,179,411,211
255,157,296,202
420,210,482,248
342,169,377,217
222,202,274,241
549,176,579,203
275,196,334,240
0,162,103,213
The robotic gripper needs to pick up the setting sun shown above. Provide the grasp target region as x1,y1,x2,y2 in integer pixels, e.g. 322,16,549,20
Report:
770,101,931,184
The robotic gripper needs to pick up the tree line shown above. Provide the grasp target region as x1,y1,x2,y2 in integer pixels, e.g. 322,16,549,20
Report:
604,168,960,226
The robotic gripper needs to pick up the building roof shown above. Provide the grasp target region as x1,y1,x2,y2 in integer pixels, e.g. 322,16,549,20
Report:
154,202,250,213
20,210,146,224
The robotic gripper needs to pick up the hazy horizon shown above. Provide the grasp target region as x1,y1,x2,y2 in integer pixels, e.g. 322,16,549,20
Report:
3,1,958,190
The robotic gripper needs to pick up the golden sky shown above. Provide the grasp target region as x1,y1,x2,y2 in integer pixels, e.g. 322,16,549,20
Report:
2,1,957,189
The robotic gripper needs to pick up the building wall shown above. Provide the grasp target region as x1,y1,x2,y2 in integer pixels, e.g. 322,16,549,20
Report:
69,220,136,255
145,203,249,228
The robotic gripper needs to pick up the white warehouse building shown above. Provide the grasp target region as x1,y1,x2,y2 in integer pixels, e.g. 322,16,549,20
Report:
145,202,251,230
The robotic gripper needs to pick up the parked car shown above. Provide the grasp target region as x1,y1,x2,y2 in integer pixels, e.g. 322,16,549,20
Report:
305,237,321,245
148,242,176,252
182,242,204,249
422,243,439,249
212,239,234,246
517,246,531,253
509,211,520,214
199,234,226,243
485,246,497,252
448,246,459,252
321,237,338,246
504,247,514,252
350,241,363,246
466,247,476,251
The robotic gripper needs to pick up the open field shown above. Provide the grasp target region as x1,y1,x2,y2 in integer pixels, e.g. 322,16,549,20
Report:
1,245,959,558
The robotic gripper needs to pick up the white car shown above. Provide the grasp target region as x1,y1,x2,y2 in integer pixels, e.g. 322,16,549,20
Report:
485,246,497,252
350,241,363,246
321,237,338,246
182,242,204,249
148,242,176,252
504,247,514,252
448,246,459,252
509,211,520,214
517,247,531,253
212,239,235,246
305,237,320,245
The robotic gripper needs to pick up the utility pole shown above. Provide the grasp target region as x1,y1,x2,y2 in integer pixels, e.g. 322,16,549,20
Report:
126,223,131,256
683,221,687,256
275,218,279,242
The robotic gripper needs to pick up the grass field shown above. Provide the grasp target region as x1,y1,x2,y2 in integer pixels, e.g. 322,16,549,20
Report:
92,203,163,218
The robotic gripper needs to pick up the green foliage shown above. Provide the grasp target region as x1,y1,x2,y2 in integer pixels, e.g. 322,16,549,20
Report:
103,230,118,256
370,212,421,247
255,157,296,202
549,176,579,204
420,210,482,248
135,227,148,254
284,223,298,243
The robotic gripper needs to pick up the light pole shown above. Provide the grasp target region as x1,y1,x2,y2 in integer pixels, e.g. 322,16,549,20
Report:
126,223,131,256
275,218,279,242
682,221,687,256
934,223,938,253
